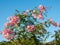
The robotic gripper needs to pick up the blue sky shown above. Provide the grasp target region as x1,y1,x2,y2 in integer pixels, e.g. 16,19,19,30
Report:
0,0,60,42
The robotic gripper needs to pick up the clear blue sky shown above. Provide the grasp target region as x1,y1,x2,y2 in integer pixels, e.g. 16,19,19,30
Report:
0,0,60,42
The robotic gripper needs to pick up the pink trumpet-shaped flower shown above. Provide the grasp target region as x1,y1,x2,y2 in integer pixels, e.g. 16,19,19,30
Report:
8,16,19,24
38,5,46,12
26,25,35,32
49,18,53,22
2,28,14,40
7,35,14,40
37,13,44,20
49,19,57,27
31,25,36,30
3,33,9,38
4,22,14,27
37,12,44,20
2,29,14,35
3,35,14,40
37,15,44,20
56,23,60,27
49,18,60,27
52,22,57,27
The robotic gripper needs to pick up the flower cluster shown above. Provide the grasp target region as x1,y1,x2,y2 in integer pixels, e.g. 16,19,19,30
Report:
32,5,46,20
49,18,60,27
5,16,19,27
38,5,45,19
4,22,14,27
0,5,47,40
26,25,36,32
1,4,60,41
2,28,14,40
38,5,46,12
2,16,19,40
8,16,19,24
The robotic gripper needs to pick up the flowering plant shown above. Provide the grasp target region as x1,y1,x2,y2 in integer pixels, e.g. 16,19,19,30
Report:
0,5,60,45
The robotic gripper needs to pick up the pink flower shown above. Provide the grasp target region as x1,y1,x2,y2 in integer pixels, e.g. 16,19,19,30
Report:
32,14,37,18
27,25,31,29
37,15,44,20
4,22,14,27
38,5,46,12
49,18,53,22
26,25,35,32
37,12,44,20
2,29,14,35
31,25,36,30
7,35,14,40
3,35,14,40
2,28,14,40
52,22,57,27
49,19,60,27
3,33,9,39
49,19,58,27
8,16,19,24
56,22,60,28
